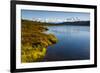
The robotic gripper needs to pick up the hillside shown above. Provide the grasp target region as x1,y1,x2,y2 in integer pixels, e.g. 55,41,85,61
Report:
57,21,90,26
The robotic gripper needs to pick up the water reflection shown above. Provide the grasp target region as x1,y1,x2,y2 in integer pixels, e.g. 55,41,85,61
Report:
43,25,90,61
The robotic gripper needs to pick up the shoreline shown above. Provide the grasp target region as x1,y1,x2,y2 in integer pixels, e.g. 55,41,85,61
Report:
21,20,58,63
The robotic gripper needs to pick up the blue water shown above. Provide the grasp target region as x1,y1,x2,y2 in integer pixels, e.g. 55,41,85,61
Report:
44,25,90,61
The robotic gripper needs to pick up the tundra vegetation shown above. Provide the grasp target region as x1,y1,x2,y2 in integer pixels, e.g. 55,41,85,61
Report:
21,20,58,63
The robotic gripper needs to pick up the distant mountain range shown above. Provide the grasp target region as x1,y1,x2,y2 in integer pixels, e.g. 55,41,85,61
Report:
22,19,90,26
48,21,90,26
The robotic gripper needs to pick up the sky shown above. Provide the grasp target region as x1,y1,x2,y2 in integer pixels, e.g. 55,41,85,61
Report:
21,10,90,23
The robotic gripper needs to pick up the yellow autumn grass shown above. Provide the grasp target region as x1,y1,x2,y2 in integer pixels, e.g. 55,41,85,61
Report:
21,20,58,63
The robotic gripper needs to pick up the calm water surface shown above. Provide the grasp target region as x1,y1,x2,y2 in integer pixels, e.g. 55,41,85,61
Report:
43,25,90,61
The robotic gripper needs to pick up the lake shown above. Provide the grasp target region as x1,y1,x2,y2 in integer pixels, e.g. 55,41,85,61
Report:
43,25,90,61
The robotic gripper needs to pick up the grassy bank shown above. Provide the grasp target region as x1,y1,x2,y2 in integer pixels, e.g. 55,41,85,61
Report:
21,20,58,63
